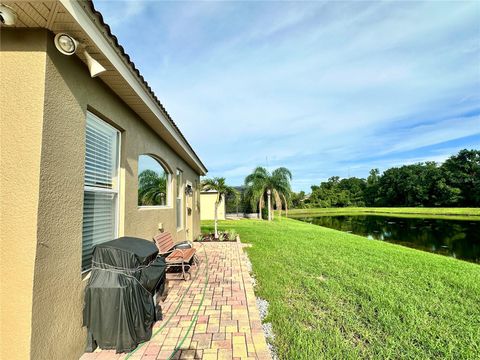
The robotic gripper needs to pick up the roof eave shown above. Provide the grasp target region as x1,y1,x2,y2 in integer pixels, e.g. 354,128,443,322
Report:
59,0,207,176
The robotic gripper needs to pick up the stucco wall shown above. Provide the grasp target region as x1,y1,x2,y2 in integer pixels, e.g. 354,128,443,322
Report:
0,29,47,360
200,192,226,220
1,29,202,360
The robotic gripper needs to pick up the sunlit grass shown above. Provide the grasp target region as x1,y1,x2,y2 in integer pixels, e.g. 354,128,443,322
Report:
202,218,480,359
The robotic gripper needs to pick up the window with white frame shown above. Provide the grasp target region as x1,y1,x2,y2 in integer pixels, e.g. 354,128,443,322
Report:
82,112,120,271
176,169,183,229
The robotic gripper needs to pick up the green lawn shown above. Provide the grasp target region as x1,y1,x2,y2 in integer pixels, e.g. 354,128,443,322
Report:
288,207,480,220
202,218,480,359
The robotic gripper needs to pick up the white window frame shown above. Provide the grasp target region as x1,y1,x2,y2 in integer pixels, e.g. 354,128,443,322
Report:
82,112,121,273
176,169,184,231
137,155,172,209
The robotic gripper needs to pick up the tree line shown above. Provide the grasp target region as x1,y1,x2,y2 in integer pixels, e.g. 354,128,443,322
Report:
300,149,479,208
220,149,479,217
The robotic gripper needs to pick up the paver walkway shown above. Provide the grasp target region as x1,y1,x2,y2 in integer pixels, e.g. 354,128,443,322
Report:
80,241,271,360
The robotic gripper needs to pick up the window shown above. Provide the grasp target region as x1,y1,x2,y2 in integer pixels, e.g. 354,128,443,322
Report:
176,169,183,229
138,155,170,206
82,112,120,271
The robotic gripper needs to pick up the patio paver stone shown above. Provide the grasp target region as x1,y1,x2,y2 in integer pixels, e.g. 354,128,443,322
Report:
80,241,271,360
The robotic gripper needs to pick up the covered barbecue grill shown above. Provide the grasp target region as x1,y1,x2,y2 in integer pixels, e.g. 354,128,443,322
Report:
83,237,166,353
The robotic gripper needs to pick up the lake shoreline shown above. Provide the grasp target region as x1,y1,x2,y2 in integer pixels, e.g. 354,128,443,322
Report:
288,207,480,221
291,212,480,263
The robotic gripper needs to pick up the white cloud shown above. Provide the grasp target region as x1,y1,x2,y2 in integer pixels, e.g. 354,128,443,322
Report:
95,0,480,191
96,0,149,27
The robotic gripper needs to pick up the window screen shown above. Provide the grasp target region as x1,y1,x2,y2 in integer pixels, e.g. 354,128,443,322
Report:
82,113,120,271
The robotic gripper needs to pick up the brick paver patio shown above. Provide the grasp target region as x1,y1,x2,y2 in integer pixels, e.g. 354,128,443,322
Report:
80,241,271,360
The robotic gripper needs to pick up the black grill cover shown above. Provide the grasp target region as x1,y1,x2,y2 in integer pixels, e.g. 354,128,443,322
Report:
83,237,166,353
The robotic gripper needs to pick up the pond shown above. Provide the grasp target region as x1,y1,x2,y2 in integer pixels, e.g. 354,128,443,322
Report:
293,214,480,263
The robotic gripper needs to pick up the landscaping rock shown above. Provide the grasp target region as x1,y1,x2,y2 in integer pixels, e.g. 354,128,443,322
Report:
256,297,269,320
244,251,278,359
245,255,253,273
262,322,275,339
263,322,278,360
255,298,279,360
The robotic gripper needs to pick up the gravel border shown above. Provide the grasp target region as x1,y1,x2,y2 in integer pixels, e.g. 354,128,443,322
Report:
243,252,279,360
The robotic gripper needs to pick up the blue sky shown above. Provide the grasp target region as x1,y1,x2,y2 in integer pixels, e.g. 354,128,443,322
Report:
96,0,480,191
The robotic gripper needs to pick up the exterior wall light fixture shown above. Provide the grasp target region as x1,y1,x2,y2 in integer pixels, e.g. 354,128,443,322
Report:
54,33,78,55
0,4,17,26
54,33,106,78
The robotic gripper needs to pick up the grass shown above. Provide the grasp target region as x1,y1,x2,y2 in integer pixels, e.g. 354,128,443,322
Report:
202,218,480,359
288,207,480,221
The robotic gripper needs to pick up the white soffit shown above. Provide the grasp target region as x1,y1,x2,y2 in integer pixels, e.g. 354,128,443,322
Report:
59,0,206,175
3,0,207,175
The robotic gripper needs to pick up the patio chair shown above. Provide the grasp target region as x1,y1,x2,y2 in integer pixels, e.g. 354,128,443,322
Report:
153,232,198,280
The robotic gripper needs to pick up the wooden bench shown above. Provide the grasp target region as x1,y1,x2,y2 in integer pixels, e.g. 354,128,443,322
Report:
153,232,197,280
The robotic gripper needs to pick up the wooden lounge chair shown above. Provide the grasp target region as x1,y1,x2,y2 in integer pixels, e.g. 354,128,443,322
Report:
153,232,197,280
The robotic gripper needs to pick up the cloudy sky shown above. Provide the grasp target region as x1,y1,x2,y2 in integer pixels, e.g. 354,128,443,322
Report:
96,0,480,191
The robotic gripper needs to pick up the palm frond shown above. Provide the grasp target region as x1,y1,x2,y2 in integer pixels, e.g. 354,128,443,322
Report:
201,177,237,204
138,170,167,206
243,166,293,217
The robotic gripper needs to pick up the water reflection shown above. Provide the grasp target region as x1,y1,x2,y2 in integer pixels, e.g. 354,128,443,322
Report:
294,215,480,264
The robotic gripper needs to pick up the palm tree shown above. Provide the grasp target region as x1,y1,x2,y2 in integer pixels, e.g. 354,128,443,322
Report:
244,167,292,221
201,177,238,238
138,169,168,206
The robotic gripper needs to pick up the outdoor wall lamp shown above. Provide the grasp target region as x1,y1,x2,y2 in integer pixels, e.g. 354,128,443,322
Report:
84,51,107,78
0,4,17,26
54,33,106,78
54,33,78,55
185,185,193,196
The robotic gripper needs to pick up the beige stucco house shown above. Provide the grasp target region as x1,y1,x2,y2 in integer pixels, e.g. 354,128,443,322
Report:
200,191,226,221
0,1,207,359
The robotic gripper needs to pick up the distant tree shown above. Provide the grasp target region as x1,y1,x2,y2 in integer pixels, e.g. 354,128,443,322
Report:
376,165,429,206
263,149,478,209
138,170,167,206
364,169,380,206
422,162,460,206
201,177,238,238
291,191,306,208
367,168,380,185
244,167,292,220
374,156,474,207
441,149,480,206
309,176,365,208
338,177,367,206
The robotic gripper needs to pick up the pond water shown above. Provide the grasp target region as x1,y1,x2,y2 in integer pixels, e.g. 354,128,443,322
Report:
293,215,480,263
